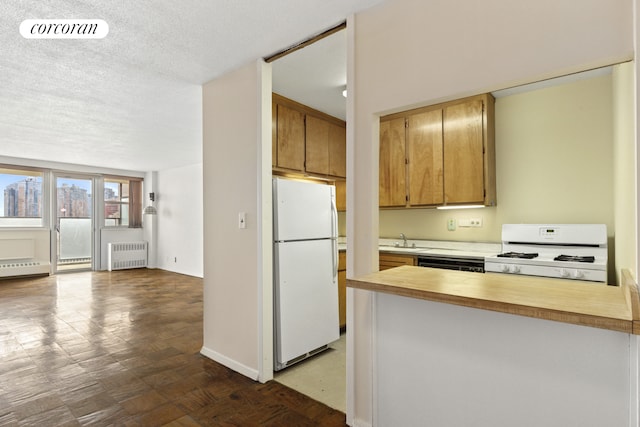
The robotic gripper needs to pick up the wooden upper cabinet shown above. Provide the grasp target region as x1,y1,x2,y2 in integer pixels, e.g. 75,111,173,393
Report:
335,179,346,211
306,116,346,178
407,109,444,206
272,99,277,168
379,93,496,209
443,98,488,205
273,93,346,179
379,117,407,207
328,123,346,178
276,104,305,171
305,115,330,175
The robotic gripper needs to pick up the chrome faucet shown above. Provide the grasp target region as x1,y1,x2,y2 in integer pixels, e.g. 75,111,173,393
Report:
400,233,407,247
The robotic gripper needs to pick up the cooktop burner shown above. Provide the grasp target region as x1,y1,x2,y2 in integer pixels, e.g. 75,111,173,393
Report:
485,224,607,282
553,255,595,263
497,252,539,259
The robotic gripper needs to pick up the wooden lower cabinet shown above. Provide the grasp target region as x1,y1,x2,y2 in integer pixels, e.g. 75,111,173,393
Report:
379,253,416,270
338,250,346,329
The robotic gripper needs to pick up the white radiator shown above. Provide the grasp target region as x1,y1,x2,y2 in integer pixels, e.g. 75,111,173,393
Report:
0,236,50,278
108,241,148,271
0,260,50,278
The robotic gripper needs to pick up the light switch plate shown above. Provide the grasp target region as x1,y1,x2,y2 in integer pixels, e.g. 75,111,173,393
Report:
238,212,247,229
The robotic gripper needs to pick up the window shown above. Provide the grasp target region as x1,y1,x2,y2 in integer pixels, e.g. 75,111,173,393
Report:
0,167,44,227
104,177,142,227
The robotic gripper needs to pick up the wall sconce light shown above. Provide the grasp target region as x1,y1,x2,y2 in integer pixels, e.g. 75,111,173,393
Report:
144,192,157,215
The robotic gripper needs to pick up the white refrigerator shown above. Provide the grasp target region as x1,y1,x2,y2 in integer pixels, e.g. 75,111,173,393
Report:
273,177,339,371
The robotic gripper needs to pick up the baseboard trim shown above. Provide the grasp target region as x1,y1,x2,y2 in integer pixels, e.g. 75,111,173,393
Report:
200,346,260,381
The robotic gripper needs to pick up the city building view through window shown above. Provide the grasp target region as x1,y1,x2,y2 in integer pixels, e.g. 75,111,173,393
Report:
104,178,129,226
56,179,92,219
0,169,44,227
0,173,93,221
1,170,140,228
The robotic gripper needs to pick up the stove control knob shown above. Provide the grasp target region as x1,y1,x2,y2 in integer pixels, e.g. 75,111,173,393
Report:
572,270,584,279
560,269,570,278
500,264,509,273
511,265,521,273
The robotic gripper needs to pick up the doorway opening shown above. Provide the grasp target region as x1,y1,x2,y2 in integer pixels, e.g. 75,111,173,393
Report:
269,25,347,412
54,175,93,272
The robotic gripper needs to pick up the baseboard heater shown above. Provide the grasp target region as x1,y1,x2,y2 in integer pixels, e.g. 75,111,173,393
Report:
108,241,148,271
0,237,50,278
0,260,50,278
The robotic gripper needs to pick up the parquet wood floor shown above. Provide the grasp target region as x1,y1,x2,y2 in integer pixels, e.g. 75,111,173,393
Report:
0,269,347,426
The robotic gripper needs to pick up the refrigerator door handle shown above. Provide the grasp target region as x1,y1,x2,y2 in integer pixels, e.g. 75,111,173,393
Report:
331,195,338,281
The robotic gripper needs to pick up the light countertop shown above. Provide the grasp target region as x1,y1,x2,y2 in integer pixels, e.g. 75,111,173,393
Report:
337,238,501,259
347,266,640,334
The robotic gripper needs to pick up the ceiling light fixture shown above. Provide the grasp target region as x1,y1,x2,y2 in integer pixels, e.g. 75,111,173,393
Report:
342,85,347,98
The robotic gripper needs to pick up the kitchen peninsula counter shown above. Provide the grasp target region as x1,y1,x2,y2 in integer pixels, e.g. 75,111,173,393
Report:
348,266,640,426
347,266,640,334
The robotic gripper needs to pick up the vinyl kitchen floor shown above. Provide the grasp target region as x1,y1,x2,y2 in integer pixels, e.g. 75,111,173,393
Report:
0,269,347,426
274,333,346,413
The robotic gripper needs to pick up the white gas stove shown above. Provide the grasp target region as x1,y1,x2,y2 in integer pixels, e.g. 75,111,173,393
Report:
484,224,608,283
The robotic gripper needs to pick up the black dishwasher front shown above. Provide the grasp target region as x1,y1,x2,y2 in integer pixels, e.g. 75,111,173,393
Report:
416,255,484,273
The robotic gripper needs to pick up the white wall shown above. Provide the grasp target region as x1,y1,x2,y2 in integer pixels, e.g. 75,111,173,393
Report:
613,62,637,282
376,293,630,427
201,60,272,381
156,162,203,278
349,0,633,425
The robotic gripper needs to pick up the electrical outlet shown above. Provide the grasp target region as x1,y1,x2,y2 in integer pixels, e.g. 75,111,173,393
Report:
459,218,483,228
447,218,456,231
470,217,483,227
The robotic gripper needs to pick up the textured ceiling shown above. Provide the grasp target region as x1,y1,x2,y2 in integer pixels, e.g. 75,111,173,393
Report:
0,0,381,172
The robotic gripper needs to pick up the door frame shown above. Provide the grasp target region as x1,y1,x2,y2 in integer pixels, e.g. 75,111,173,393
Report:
50,171,100,273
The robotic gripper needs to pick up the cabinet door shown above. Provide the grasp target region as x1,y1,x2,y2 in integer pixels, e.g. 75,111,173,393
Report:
329,123,346,178
338,251,346,329
305,115,330,175
272,99,277,168
443,99,484,204
277,104,305,171
407,109,444,206
338,270,346,328
379,118,407,207
335,180,346,211
379,253,416,270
